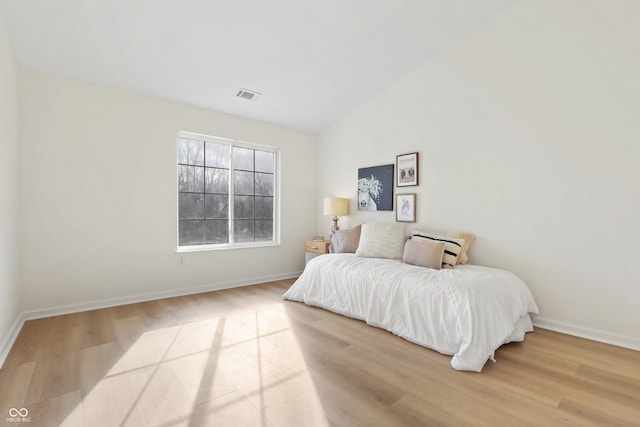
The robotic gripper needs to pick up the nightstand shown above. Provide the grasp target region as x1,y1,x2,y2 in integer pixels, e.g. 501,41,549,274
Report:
305,240,330,265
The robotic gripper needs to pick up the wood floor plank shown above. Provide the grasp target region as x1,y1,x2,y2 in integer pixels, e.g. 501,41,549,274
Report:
24,349,82,406
0,360,35,418
191,390,276,427
1,278,639,427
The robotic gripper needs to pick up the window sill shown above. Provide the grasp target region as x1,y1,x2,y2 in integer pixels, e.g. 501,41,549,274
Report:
176,241,280,253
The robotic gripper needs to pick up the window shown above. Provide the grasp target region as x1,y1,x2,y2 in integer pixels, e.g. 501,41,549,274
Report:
177,132,278,249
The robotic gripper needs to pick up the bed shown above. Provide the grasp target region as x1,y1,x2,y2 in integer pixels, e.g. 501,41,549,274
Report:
283,225,539,372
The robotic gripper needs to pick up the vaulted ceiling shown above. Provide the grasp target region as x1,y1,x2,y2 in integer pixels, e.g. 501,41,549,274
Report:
0,0,518,132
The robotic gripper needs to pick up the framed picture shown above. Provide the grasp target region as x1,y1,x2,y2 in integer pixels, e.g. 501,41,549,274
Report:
358,164,394,211
396,193,416,222
396,152,419,187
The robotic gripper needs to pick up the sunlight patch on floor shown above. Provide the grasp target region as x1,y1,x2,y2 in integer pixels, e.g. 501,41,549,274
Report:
57,303,329,427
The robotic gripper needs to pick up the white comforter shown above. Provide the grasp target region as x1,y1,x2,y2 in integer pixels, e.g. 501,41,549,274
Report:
283,254,539,371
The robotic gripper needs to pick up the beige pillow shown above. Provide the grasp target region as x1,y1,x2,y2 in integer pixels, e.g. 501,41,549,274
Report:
355,223,407,260
329,225,362,253
403,239,444,269
411,230,465,269
448,232,475,265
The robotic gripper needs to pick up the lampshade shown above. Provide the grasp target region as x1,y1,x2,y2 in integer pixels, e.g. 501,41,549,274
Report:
324,197,349,216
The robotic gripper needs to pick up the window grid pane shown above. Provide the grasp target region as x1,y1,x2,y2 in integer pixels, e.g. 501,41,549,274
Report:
205,167,229,194
205,220,229,244
255,150,274,173
234,171,255,195
204,194,229,219
255,172,274,196
234,195,254,220
233,147,254,171
177,138,204,166
234,220,255,242
255,220,273,241
205,142,230,168
178,165,205,193
179,220,204,245
179,193,204,219
255,196,273,219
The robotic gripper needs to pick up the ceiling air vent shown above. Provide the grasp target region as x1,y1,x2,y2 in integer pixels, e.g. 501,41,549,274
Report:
236,88,261,101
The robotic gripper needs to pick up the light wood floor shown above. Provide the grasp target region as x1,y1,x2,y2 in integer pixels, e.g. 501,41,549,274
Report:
1,279,638,427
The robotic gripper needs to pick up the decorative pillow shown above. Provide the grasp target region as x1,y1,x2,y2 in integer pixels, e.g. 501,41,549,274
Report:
411,230,465,269
355,223,407,260
329,225,362,254
448,232,475,265
402,239,444,269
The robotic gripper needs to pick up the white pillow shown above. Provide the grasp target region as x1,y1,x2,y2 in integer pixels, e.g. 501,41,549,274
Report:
356,223,407,260
412,229,465,269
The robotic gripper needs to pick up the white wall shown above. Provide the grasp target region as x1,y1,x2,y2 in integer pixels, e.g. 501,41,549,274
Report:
0,14,20,359
18,69,317,314
317,0,640,348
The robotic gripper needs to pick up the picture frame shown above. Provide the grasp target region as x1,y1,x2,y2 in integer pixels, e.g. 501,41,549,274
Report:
396,193,416,222
396,152,419,187
357,164,394,211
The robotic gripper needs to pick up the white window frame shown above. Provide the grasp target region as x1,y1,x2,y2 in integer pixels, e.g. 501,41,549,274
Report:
176,131,280,252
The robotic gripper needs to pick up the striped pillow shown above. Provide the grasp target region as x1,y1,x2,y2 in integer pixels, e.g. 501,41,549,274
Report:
411,230,465,269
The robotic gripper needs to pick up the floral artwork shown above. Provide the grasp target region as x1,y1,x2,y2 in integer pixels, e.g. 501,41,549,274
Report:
357,164,394,211
358,175,382,208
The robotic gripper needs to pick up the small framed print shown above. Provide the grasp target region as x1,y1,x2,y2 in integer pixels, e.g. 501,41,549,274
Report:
396,152,419,187
396,193,416,223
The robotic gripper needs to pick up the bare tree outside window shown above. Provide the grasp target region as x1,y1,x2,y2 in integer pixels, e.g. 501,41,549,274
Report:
177,133,277,248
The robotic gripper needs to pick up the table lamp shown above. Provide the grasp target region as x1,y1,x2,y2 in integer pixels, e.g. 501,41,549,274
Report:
323,197,349,234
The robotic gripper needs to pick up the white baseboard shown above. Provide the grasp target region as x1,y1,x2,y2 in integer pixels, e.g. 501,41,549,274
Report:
533,317,640,352
0,271,301,367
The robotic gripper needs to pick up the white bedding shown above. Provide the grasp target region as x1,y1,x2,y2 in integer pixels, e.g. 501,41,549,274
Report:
282,254,539,372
